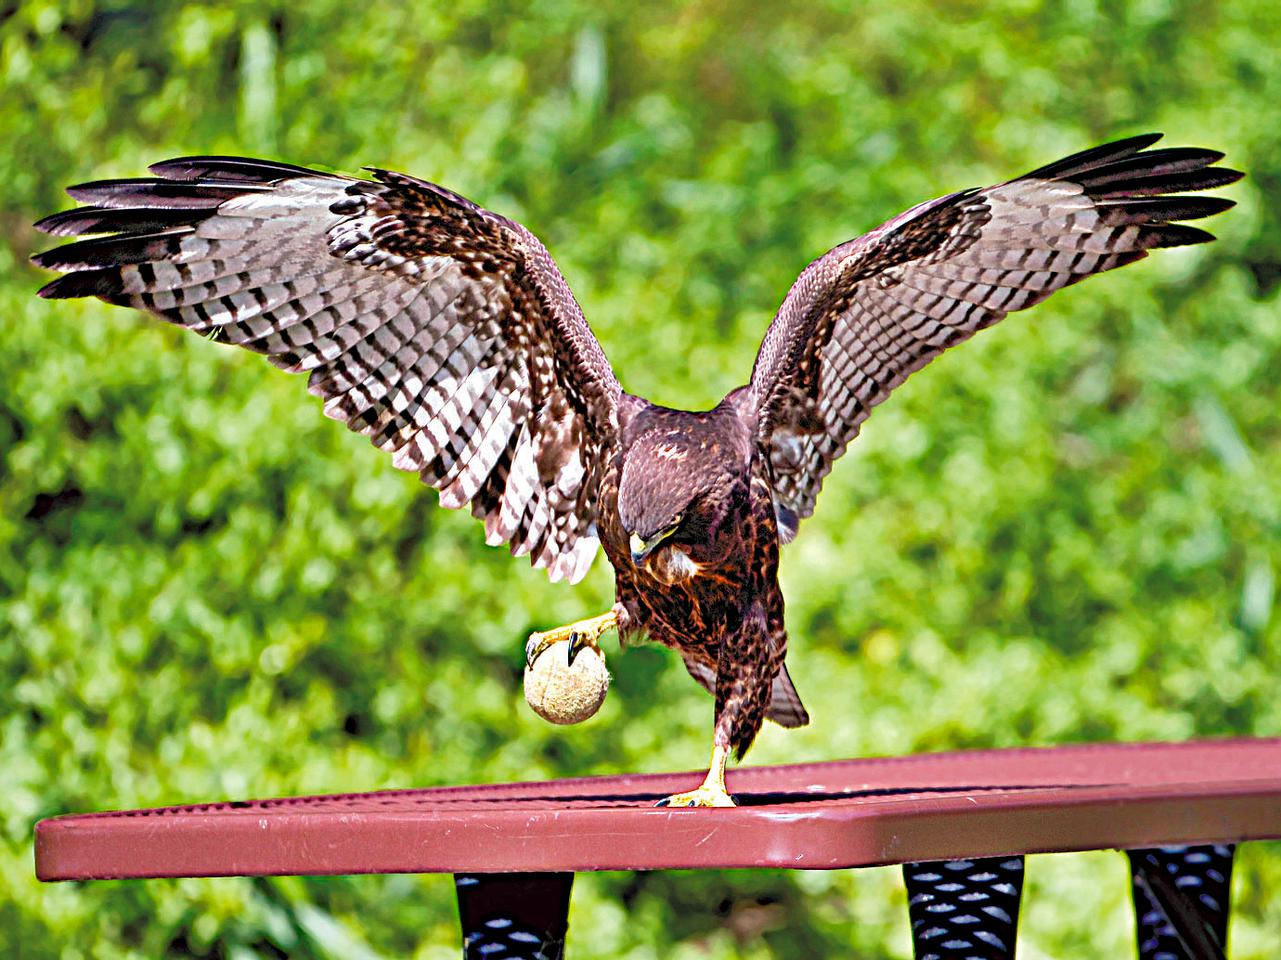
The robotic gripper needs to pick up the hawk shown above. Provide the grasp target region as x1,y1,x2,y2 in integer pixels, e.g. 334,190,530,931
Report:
33,134,1240,806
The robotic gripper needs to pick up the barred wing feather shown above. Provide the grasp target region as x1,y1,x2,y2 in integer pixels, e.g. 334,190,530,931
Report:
749,134,1242,529
34,158,622,584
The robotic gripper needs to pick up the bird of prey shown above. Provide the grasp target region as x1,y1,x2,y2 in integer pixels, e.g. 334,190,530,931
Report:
33,134,1240,806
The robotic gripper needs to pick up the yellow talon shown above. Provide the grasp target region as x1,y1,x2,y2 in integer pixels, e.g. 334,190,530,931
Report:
657,744,735,807
526,609,618,668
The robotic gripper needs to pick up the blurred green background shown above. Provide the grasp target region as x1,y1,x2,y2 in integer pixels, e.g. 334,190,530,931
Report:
2,0,1279,956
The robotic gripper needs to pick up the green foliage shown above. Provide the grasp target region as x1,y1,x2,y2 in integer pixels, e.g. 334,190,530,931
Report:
3,0,1279,956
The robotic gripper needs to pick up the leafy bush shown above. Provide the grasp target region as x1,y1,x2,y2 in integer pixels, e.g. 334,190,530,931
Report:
2,1,1278,956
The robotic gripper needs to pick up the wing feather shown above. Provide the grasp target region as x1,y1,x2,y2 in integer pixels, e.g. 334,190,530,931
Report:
749,134,1241,524
34,157,623,583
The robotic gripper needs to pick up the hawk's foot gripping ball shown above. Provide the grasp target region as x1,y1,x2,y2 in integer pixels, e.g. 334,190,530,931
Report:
523,637,610,724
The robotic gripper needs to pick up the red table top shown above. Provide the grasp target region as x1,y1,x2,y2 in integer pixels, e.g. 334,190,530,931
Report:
35,739,1281,880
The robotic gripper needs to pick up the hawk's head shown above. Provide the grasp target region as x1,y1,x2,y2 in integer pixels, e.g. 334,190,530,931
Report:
617,426,742,573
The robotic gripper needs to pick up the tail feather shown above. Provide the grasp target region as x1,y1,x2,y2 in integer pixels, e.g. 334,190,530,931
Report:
682,655,810,728
767,662,809,728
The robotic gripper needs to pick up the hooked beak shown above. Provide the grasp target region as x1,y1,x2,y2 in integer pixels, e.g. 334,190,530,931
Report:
630,532,653,564
629,518,682,565
630,532,665,564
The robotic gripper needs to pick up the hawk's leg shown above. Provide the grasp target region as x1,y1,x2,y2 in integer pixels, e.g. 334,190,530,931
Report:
655,742,734,808
656,601,776,808
526,607,619,668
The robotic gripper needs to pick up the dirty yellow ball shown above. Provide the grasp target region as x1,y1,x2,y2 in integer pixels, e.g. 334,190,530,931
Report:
523,640,610,725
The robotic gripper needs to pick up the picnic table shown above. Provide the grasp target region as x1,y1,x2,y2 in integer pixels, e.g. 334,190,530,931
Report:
36,738,1281,958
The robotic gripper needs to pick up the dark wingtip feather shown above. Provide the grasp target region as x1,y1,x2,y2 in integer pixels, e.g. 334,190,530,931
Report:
1025,133,1165,180
148,155,333,183
1110,131,1166,151
66,178,265,209
1115,131,1165,150
1035,138,1243,240
36,269,120,299
1076,147,1231,186
31,230,189,271
1143,223,1217,248
65,178,149,202
34,205,212,237
1093,166,1244,199
33,207,105,236
1099,195,1237,226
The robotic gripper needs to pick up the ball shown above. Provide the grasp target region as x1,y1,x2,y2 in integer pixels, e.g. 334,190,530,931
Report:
523,639,610,725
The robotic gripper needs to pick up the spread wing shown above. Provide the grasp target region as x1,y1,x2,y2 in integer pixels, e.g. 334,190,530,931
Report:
748,134,1242,533
33,157,623,583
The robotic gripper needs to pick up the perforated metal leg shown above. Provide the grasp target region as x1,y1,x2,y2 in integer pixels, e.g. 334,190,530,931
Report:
454,872,573,960
1128,845,1234,960
903,856,1024,959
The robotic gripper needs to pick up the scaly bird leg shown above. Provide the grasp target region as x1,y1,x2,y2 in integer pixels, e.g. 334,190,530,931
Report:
656,743,734,808
526,608,618,669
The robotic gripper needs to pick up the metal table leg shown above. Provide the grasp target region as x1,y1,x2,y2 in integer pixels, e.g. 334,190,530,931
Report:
903,856,1025,959
1129,844,1235,960
454,872,574,959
